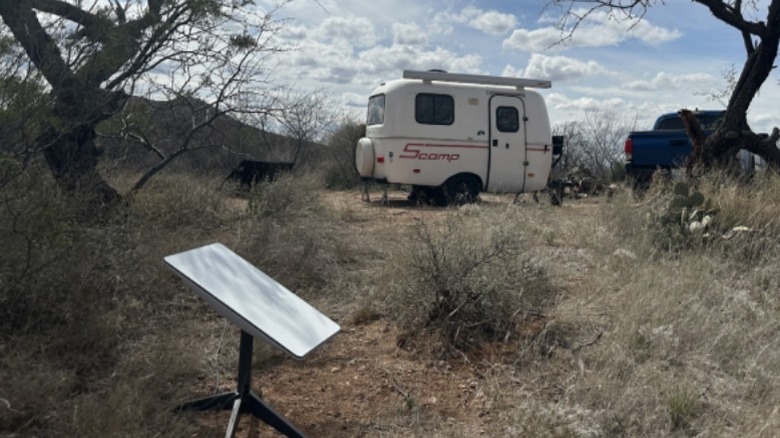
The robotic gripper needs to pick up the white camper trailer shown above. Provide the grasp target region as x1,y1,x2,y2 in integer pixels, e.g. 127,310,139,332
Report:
356,70,556,204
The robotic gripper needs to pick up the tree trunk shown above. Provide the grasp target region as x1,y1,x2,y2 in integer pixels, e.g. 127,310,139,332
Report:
0,1,127,218
690,10,780,169
38,85,128,218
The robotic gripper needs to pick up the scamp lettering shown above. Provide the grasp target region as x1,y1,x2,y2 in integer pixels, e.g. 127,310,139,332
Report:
399,144,461,162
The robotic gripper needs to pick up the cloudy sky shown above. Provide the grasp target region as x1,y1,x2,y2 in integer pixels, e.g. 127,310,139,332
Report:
257,0,780,132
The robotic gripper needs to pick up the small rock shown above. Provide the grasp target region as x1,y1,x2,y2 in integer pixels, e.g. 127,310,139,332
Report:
612,248,637,260
689,221,704,233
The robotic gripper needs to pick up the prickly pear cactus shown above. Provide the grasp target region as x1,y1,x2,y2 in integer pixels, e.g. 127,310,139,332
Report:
653,182,717,249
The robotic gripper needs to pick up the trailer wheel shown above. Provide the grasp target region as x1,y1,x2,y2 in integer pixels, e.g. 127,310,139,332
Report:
444,175,480,205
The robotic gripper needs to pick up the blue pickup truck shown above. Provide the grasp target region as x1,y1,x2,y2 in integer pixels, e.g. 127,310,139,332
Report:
623,110,725,184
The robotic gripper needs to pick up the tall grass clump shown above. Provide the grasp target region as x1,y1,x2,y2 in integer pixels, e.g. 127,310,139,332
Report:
611,169,780,263
130,171,236,232
694,169,780,263
385,210,555,354
246,171,322,222
239,171,346,296
558,169,780,435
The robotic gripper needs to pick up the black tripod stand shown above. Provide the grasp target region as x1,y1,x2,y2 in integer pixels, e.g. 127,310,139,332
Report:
177,330,306,438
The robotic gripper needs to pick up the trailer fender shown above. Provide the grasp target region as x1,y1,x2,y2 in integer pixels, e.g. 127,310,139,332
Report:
355,137,375,177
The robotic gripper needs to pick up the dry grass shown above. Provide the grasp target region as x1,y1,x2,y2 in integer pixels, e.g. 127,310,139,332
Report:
4,165,780,436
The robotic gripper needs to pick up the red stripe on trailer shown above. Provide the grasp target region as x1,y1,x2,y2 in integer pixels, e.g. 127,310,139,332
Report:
404,143,489,149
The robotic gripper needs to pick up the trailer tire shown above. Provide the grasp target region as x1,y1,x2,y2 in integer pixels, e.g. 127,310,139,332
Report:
444,175,480,205
355,138,375,177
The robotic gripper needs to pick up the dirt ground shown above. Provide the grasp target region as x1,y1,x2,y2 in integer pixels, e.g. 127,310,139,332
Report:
191,188,596,437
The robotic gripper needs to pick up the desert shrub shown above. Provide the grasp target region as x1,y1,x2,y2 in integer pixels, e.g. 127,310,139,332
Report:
0,166,234,436
130,171,234,231
321,121,364,189
0,161,82,334
246,171,322,221
0,166,128,433
386,212,554,353
239,171,349,296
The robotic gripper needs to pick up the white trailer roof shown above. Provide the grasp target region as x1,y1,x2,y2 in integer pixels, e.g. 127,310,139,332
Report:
403,70,551,89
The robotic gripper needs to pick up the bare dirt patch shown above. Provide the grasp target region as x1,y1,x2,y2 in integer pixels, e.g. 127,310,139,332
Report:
191,188,598,437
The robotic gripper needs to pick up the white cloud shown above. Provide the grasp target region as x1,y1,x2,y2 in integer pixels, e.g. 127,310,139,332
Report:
285,39,360,83
503,10,681,52
522,53,608,82
432,6,517,36
547,92,626,113
629,19,683,45
393,22,427,46
317,15,378,47
502,27,568,52
357,45,482,75
341,91,368,109
279,24,308,40
625,72,716,91
468,10,517,36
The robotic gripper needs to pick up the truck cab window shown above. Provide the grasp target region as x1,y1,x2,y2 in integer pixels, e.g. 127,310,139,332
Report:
415,93,454,125
496,106,519,132
367,94,385,125
656,113,725,130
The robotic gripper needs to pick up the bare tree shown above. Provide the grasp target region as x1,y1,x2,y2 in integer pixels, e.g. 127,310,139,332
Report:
695,64,740,107
0,1,287,214
555,111,636,181
275,89,340,167
547,0,780,170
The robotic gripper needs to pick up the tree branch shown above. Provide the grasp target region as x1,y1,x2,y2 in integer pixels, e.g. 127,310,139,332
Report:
29,0,108,28
0,1,78,94
694,0,767,38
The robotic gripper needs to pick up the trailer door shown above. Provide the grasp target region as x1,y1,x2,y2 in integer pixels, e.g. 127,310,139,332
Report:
487,95,527,192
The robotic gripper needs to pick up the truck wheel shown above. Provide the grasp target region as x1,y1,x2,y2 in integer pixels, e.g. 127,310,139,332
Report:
444,175,480,205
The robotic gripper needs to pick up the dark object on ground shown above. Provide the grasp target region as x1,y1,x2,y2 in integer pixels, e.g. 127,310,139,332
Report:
226,160,294,188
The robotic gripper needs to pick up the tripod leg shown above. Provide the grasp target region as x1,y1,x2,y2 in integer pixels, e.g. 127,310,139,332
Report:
176,391,238,412
246,391,307,438
224,397,243,438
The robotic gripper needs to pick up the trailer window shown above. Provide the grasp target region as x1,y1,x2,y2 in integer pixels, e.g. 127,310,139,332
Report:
415,93,454,125
367,94,385,126
496,106,519,132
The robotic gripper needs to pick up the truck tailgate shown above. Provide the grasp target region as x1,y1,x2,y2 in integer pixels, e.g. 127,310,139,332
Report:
629,131,692,168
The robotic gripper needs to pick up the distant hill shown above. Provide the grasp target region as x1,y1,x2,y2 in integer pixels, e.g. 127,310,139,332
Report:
99,96,322,175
